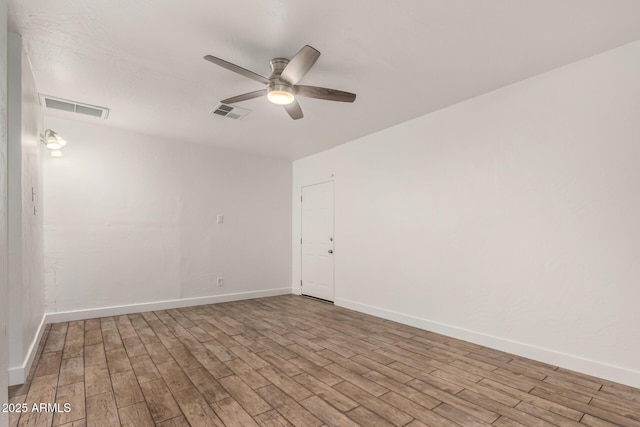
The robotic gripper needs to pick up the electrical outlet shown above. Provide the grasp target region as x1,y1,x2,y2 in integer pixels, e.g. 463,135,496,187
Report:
217,277,224,287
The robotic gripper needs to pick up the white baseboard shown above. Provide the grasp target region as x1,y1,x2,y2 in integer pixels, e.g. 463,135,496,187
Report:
45,288,292,324
18,291,639,389
8,315,47,386
335,297,640,389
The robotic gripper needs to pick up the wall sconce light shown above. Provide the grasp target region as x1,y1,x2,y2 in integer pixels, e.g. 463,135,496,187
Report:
41,129,67,157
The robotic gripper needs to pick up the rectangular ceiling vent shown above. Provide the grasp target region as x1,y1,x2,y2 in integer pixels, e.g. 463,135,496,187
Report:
210,103,250,120
39,94,110,119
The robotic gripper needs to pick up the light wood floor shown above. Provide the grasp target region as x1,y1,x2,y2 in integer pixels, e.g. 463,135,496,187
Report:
8,295,640,427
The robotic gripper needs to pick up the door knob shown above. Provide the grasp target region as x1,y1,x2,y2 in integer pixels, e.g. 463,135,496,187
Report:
328,249,333,254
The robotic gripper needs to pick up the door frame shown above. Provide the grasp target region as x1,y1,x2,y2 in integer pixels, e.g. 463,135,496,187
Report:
300,180,335,302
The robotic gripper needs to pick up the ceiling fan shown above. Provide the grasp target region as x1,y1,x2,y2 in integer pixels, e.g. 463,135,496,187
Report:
204,45,356,120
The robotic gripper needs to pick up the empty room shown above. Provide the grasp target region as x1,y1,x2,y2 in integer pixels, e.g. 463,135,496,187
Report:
1,1,640,426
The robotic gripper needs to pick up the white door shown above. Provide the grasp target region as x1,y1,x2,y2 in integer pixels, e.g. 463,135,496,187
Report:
301,181,335,301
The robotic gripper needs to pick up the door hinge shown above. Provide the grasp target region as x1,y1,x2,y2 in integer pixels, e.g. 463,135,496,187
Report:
300,237,302,244
300,195,303,202
300,280,302,286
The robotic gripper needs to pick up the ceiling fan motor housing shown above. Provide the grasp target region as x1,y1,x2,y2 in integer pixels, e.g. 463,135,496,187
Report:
269,58,289,76
267,58,295,104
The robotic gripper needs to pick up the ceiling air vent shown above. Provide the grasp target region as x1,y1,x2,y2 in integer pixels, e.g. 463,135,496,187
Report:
39,94,110,119
210,103,250,120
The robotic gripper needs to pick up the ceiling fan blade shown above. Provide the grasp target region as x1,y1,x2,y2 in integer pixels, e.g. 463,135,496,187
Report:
221,89,268,104
295,85,356,102
204,55,270,85
284,100,303,120
280,45,320,85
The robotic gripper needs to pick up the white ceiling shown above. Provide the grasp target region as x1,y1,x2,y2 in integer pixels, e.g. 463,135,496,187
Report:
9,1,640,160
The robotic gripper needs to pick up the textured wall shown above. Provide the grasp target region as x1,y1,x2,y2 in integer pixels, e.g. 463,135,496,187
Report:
19,37,44,375
7,32,44,383
7,32,22,377
44,116,292,313
1,0,11,424
293,41,640,387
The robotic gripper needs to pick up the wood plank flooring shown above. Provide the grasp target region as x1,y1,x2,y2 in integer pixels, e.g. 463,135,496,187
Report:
8,295,640,426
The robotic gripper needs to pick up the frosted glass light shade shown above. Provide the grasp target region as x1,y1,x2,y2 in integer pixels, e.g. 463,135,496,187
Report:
46,139,66,150
267,90,295,105
44,129,67,150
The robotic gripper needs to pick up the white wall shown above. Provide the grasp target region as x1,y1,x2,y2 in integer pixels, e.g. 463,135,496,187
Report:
19,40,44,380
293,40,640,387
7,32,45,385
1,0,10,425
44,116,291,317
6,33,21,381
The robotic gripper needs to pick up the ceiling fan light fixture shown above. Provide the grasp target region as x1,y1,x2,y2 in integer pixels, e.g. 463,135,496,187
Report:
267,85,295,105
205,45,356,119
